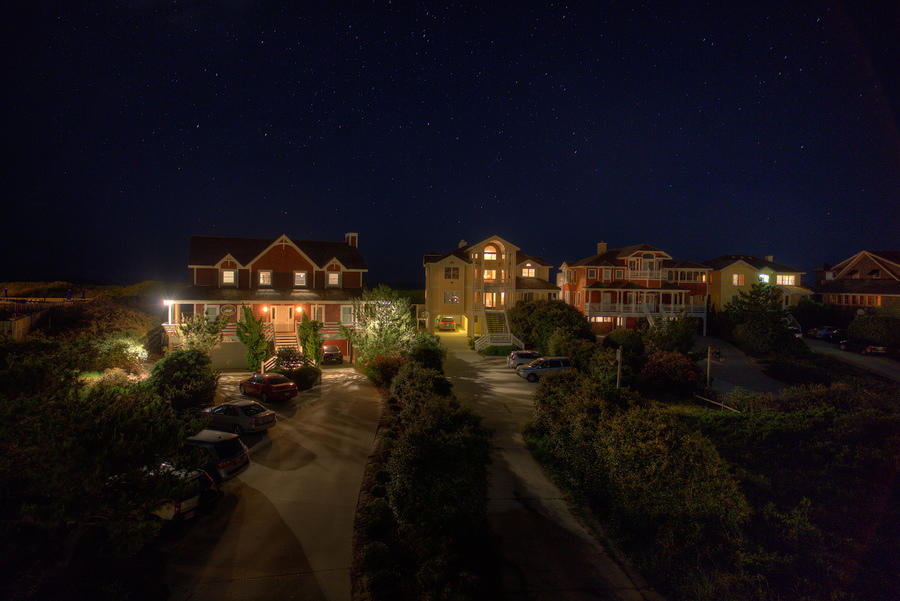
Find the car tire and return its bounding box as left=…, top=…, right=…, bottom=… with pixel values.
left=233, top=424, right=243, bottom=435
left=261, top=393, right=268, bottom=403
left=527, top=373, right=538, bottom=383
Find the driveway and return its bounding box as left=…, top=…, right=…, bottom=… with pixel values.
left=693, top=336, right=784, bottom=395
left=164, top=365, right=382, bottom=601
left=804, top=338, right=900, bottom=382
left=439, top=333, right=662, bottom=601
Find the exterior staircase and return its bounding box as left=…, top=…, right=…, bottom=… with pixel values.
left=274, top=330, right=300, bottom=352
left=475, top=310, right=524, bottom=351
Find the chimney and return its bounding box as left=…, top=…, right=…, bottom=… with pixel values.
left=597, top=241, right=607, bottom=255
left=764, top=254, right=773, bottom=263
left=345, top=232, right=358, bottom=248
left=458, top=239, right=468, bottom=248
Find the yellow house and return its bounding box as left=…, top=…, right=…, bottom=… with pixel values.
left=705, top=254, right=812, bottom=311
left=423, top=235, right=559, bottom=339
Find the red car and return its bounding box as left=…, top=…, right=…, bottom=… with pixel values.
left=239, top=373, right=298, bottom=402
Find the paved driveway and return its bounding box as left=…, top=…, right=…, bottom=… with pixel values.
left=693, top=336, right=784, bottom=395
left=164, top=365, right=382, bottom=601
left=439, top=333, right=662, bottom=601
left=804, top=338, right=900, bottom=382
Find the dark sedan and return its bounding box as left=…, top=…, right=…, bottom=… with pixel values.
left=239, top=373, right=298, bottom=402
left=322, top=345, right=343, bottom=364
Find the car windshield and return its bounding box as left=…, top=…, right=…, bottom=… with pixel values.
left=268, top=375, right=291, bottom=384
left=214, top=439, right=245, bottom=459
left=242, top=403, right=266, bottom=416
left=324, top=346, right=339, bottom=352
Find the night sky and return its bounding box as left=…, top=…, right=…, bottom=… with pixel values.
left=4, top=2, right=898, bottom=287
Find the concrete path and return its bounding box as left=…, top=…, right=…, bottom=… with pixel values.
left=693, top=335, right=784, bottom=395
left=805, top=338, right=900, bottom=382
left=440, top=333, right=662, bottom=601
left=164, top=365, right=382, bottom=601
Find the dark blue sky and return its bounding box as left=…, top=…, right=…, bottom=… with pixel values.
left=4, top=2, right=898, bottom=287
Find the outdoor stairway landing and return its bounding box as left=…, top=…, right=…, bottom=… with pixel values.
left=274, top=331, right=300, bottom=352
left=485, top=311, right=508, bottom=335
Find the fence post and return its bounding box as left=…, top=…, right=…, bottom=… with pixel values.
left=616, top=347, right=622, bottom=389
left=706, top=345, right=711, bottom=388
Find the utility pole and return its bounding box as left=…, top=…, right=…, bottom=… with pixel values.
left=706, top=345, right=711, bottom=388
left=616, top=347, right=622, bottom=389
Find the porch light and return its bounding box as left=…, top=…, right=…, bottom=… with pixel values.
left=262, top=306, right=268, bottom=312
left=163, top=299, right=173, bottom=306
left=296, top=305, right=303, bottom=312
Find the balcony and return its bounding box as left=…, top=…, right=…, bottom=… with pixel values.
left=625, top=270, right=663, bottom=280
left=587, top=302, right=705, bottom=316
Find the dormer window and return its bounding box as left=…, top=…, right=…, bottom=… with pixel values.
left=259, top=270, right=273, bottom=287
left=522, top=266, right=535, bottom=277
left=483, top=245, right=498, bottom=261
left=444, top=266, right=459, bottom=280
left=294, top=271, right=308, bottom=287
left=327, top=272, right=341, bottom=287
left=222, top=269, right=237, bottom=286
left=587, top=268, right=597, bottom=279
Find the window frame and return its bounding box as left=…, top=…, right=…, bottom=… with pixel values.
left=340, top=305, right=354, bottom=325
left=444, top=266, right=460, bottom=280
left=258, top=270, right=273, bottom=287
left=587, top=268, right=597, bottom=279
left=732, top=273, right=745, bottom=286
left=327, top=271, right=341, bottom=287
left=483, top=269, right=497, bottom=282
left=522, top=267, right=535, bottom=278
left=293, top=271, right=308, bottom=288
left=221, top=269, right=237, bottom=286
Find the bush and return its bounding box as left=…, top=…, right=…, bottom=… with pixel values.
left=390, top=361, right=453, bottom=413
left=644, top=313, right=699, bottom=354
left=588, top=346, right=637, bottom=388
left=280, top=365, right=321, bottom=390
left=639, top=350, right=703, bottom=397
left=508, top=299, right=592, bottom=354
left=360, top=354, right=405, bottom=388
left=467, top=336, right=477, bottom=350
left=406, top=332, right=446, bottom=371
left=94, top=334, right=148, bottom=374
left=275, top=347, right=306, bottom=370
left=148, top=349, right=218, bottom=410
left=547, top=328, right=596, bottom=372
left=602, top=328, right=645, bottom=366
left=848, top=313, right=900, bottom=347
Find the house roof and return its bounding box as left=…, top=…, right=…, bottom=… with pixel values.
left=168, top=286, right=364, bottom=303
left=188, top=235, right=368, bottom=270
left=703, top=254, right=802, bottom=273
left=567, top=243, right=672, bottom=267
left=516, top=253, right=552, bottom=267
left=515, top=276, right=560, bottom=291
left=662, top=260, right=711, bottom=270
left=423, top=249, right=472, bottom=265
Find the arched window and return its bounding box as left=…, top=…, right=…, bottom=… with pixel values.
left=483, top=244, right=498, bottom=261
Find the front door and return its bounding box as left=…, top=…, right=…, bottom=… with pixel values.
left=272, top=305, right=294, bottom=332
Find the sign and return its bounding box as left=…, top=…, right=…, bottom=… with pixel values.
left=220, top=304, right=236, bottom=316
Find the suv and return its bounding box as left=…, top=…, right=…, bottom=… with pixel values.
left=322, top=345, right=343, bottom=364
left=185, top=429, right=250, bottom=483
left=507, top=350, right=541, bottom=368
left=516, top=357, right=574, bottom=382
left=438, top=317, right=456, bottom=331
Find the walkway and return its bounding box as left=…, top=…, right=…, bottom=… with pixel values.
left=164, top=365, right=382, bottom=601
left=693, top=335, right=784, bottom=395
left=440, top=333, right=662, bottom=601
left=805, top=338, right=900, bottom=382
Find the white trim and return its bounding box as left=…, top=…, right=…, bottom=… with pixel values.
left=258, top=269, right=273, bottom=287
left=247, top=234, right=322, bottom=270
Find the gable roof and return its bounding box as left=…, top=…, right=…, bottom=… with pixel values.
left=423, top=248, right=472, bottom=265
left=703, top=254, right=802, bottom=273
left=188, top=235, right=367, bottom=270
left=516, top=253, right=552, bottom=267
left=566, top=243, right=674, bottom=268
left=830, top=250, right=900, bottom=279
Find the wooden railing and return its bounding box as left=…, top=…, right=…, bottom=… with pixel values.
left=587, top=302, right=705, bottom=316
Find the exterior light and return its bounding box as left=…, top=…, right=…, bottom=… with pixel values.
left=296, top=305, right=303, bottom=312
left=262, top=306, right=268, bottom=312
left=163, top=299, right=173, bottom=306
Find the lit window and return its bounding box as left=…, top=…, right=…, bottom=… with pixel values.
left=701, top=273, right=707, bottom=282
left=587, top=269, right=597, bottom=279
left=484, top=269, right=497, bottom=281
left=204, top=305, right=219, bottom=320
left=758, top=273, right=770, bottom=283
left=444, top=266, right=459, bottom=280
left=732, top=273, right=745, bottom=286
left=259, top=270, right=272, bottom=286
left=222, top=269, right=236, bottom=285
left=522, top=267, right=535, bottom=277
left=327, top=272, right=341, bottom=287
left=485, top=292, right=497, bottom=308
left=341, top=305, right=353, bottom=325
left=294, top=271, right=308, bottom=287
left=776, top=274, right=795, bottom=286
left=575, top=292, right=581, bottom=306
left=443, top=291, right=461, bottom=304
left=483, top=245, right=498, bottom=261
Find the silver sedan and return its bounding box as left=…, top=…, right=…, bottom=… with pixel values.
left=206, top=400, right=277, bottom=434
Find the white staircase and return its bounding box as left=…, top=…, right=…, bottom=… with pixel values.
left=274, top=330, right=300, bottom=352
left=475, top=310, right=524, bottom=351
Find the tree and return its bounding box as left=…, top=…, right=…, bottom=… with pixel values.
left=177, top=312, right=229, bottom=353
left=297, top=313, right=324, bottom=366
left=148, top=349, right=219, bottom=410
left=235, top=305, right=270, bottom=371
left=724, top=283, right=803, bottom=355
left=644, top=312, right=699, bottom=354
left=342, top=284, right=416, bottom=360
left=507, top=299, right=593, bottom=354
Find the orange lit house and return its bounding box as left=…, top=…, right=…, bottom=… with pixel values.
left=162, top=233, right=366, bottom=368
left=559, top=242, right=710, bottom=334
left=814, top=250, right=900, bottom=309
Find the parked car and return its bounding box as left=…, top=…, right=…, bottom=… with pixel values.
left=322, top=344, right=343, bottom=364
left=516, top=357, right=574, bottom=382
left=239, top=373, right=298, bottom=402
left=437, top=316, right=456, bottom=331
left=810, top=325, right=839, bottom=340
left=839, top=339, right=888, bottom=355
left=205, top=400, right=277, bottom=434
left=184, top=429, right=250, bottom=483
left=822, top=328, right=846, bottom=343
left=151, top=466, right=219, bottom=521
left=507, top=350, right=541, bottom=368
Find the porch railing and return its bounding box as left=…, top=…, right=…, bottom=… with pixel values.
left=587, top=302, right=706, bottom=316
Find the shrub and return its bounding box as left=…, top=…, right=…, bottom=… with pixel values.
left=547, top=328, right=596, bottom=372
left=275, top=347, right=306, bottom=370
left=280, top=365, right=321, bottom=390
left=602, top=328, right=645, bottom=368
left=361, top=541, right=393, bottom=571
left=94, top=334, right=148, bottom=374
left=370, top=484, right=387, bottom=498
left=848, top=313, right=900, bottom=347
left=588, top=346, right=637, bottom=388
left=481, top=344, right=518, bottom=356
left=639, top=350, right=703, bottom=397
left=644, top=313, right=699, bottom=354
left=149, top=349, right=218, bottom=410
left=407, top=332, right=446, bottom=371
left=360, top=354, right=405, bottom=388
left=507, top=299, right=592, bottom=354
left=390, top=361, right=453, bottom=414
left=467, top=336, right=477, bottom=350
